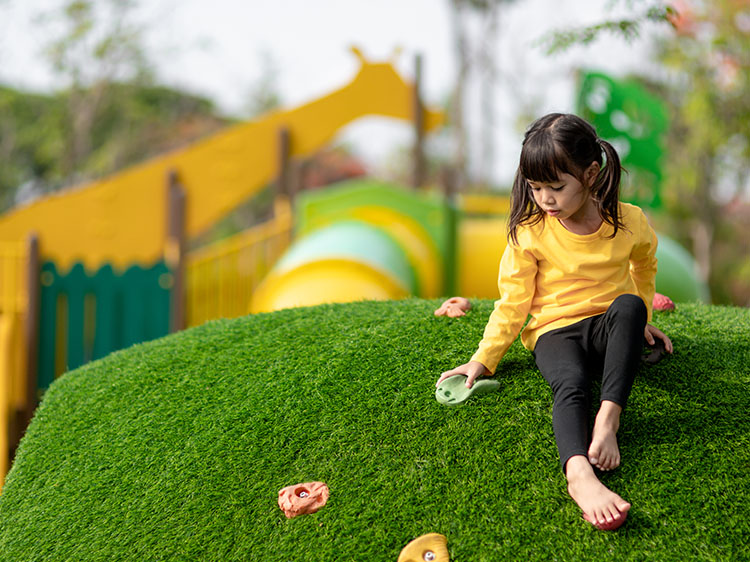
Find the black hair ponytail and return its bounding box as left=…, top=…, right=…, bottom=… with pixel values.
left=591, top=138, right=624, bottom=238
left=508, top=170, right=544, bottom=245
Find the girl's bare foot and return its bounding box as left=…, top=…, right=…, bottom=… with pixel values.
left=566, top=455, right=631, bottom=530
left=588, top=400, right=622, bottom=471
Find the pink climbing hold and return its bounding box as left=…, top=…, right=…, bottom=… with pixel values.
left=653, top=293, right=675, bottom=311
left=434, top=297, right=472, bottom=318
left=278, top=481, right=329, bottom=519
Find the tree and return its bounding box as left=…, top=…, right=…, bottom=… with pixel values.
left=243, top=50, right=283, bottom=119
left=0, top=87, right=66, bottom=209
left=38, top=0, right=153, bottom=180
left=0, top=82, right=228, bottom=213
left=0, top=0, right=228, bottom=208
left=539, top=0, right=677, bottom=54
left=654, top=0, right=750, bottom=303
left=447, top=0, right=519, bottom=191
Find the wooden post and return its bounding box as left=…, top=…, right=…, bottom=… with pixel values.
left=412, top=54, right=426, bottom=189
left=22, top=233, right=39, bottom=430
left=293, top=158, right=309, bottom=196
left=441, top=167, right=458, bottom=296
left=276, top=127, right=293, bottom=209
left=166, top=170, right=186, bottom=333
left=442, top=166, right=458, bottom=204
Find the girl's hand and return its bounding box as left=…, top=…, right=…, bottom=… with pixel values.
left=436, top=360, right=491, bottom=389
left=645, top=324, right=673, bottom=354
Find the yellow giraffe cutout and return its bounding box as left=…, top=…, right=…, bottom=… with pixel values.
left=0, top=47, right=444, bottom=273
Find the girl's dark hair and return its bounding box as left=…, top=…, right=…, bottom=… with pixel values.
left=508, top=113, right=625, bottom=244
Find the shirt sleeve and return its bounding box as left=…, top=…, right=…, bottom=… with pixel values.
left=471, top=240, right=537, bottom=373
left=629, top=209, right=658, bottom=321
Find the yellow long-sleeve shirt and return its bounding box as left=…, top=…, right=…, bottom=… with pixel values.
left=471, top=202, right=658, bottom=373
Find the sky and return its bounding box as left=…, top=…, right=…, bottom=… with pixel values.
left=0, top=0, right=668, bottom=187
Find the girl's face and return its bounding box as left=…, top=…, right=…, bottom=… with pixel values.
left=527, top=163, right=599, bottom=223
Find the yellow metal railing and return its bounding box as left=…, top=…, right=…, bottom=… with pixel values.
left=185, top=200, right=293, bottom=327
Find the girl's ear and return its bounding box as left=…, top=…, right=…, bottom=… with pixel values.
left=584, top=161, right=600, bottom=187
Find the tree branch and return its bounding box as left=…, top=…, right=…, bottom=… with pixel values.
left=536, top=5, right=676, bottom=54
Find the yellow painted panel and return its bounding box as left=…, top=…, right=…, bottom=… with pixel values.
left=0, top=242, right=25, bottom=313
left=0, top=313, right=17, bottom=487
left=457, top=217, right=508, bottom=299
left=459, top=193, right=511, bottom=215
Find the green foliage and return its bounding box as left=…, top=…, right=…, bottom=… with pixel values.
left=537, top=2, right=676, bottom=54
left=0, top=0, right=230, bottom=211
left=81, top=82, right=226, bottom=171
left=41, top=0, right=149, bottom=86
left=0, top=87, right=66, bottom=209
left=653, top=0, right=750, bottom=305
left=0, top=299, right=747, bottom=561
left=0, top=1, right=245, bottom=215
left=0, top=82, right=227, bottom=213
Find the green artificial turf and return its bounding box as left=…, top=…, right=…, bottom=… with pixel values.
left=0, top=300, right=748, bottom=561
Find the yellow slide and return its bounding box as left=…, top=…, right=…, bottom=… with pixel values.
left=0, top=48, right=443, bottom=273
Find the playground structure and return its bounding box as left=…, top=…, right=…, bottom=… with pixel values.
left=247, top=178, right=707, bottom=311
left=0, top=51, right=709, bottom=489
left=0, top=49, right=444, bottom=487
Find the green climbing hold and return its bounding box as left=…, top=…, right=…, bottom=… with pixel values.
left=435, top=375, right=501, bottom=406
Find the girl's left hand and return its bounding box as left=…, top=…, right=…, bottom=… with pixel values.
left=645, top=324, right=673, bottom=353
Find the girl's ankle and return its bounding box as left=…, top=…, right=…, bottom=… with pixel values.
left=565, top=455, right=595, bottom=479
left=596, top=401, right=622, bottom=429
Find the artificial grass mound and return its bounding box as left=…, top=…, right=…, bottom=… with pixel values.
left=0, top=300, right=748, bottom=561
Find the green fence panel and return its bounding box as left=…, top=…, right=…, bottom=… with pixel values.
left=92, top=265, right=117, bottom=361
left=38, top=261, right=172, bottom=391
left=65, top=264, right=87, bottom=370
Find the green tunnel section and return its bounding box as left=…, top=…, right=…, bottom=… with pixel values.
left=251, top=179, right=455, bottom=312
left=296, top=180, right=449, bottom=246
left=655, top=235, right=710, bottom=303
left=296, top=179, right=455, bottom=296
left=250, top=178, right=708, bottom=313
left=273, top=222, right=416, bottom=290
left=38, top=261, right=172, bottom=391
left=250, top=222, right=416, bottom=312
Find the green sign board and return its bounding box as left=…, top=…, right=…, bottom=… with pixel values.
left=578, top=71, right=668, bottom=209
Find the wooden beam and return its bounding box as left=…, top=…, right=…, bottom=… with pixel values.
left=412, top=54, right=426, bottom=189
left=10, top=233, right=40, bottom=454
left=166, top=171, right=186, bottom=333
left=276, top=127, right=293, bottom=205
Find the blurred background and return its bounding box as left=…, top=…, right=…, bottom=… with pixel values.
left=0, top=0, right=748, bottom=484
left=0, top=0, right=748, bottom=305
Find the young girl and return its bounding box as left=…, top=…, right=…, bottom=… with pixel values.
left=436, top=113, right=673, bottom=531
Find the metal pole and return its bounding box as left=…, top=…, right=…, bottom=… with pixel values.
left=441, top=167, right=458, bottom=296
left=412, top=54, right=426, bottom=189
left=166, top=170, right=186, bottom=332
left=276, top=127, right=293, bottom=210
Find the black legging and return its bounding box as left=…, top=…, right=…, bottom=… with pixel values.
left=532, top=294, right=648, bottom=472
